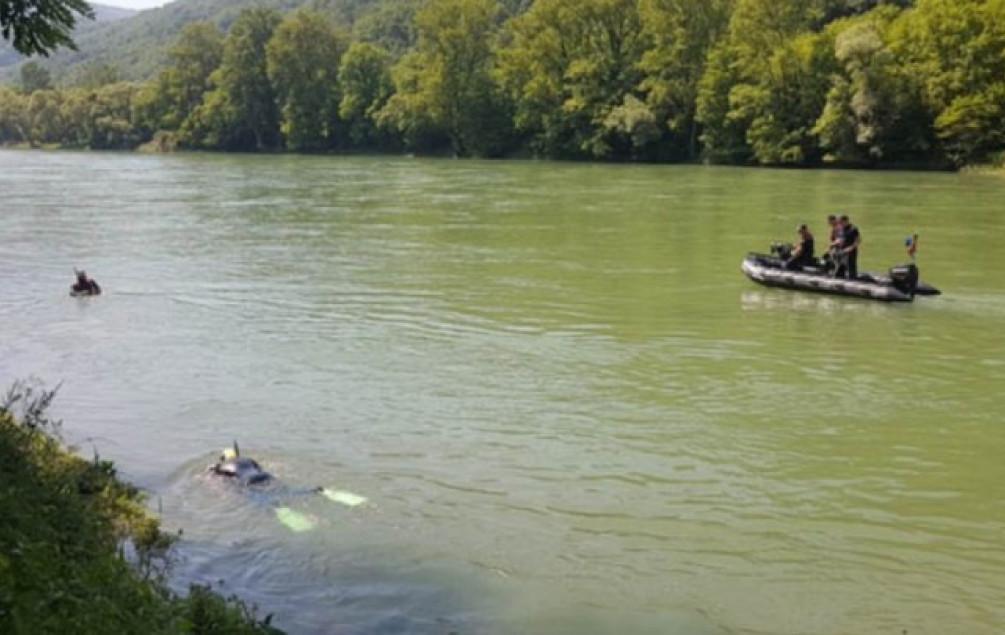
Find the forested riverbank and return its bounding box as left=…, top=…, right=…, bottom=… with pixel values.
left=0, top=382, right=281, bottom=634
left=1, top=0, right=1004, bottom=168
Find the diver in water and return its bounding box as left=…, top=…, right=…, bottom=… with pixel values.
left=207, top=442, right=368, bottom=532
left=210, top=442, right=273, bottom=486
left=70, top=270, right=101, bottom=296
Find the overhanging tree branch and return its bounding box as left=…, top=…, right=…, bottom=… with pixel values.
left=0, top=0, right=94, bottom=57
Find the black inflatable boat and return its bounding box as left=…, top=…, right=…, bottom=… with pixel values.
left=742, top=245, right=940, bottom=302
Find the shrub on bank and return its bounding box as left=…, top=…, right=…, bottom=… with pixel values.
left=0, top=381, right=281, bottom=634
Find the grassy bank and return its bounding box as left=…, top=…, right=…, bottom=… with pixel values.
left=0, top=382, right=282, bottom=634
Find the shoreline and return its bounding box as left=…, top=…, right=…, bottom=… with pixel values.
left=0, top=142, right=977, bottom=174
left=0, top=382, right=282, bottom=634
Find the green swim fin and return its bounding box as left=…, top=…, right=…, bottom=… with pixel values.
left=275, top=507, right=317, bottom=533
left=321, top=488, right=368, bottom=508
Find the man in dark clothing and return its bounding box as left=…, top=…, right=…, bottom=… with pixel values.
left=785, top=224, right=815, bottom=270
left=834, top=216, right=861, bottom=279
left=71, top=270, right=101, bottom=296
left=827, top=214, right=840, bottom=244
left=819, top=214, right=840, bottom=274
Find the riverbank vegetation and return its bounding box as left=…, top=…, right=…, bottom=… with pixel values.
left=1, top=0, right=1004, bottom=168
left=0, top=381, right=281, bottom=634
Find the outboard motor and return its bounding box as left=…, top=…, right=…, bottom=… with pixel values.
left=212, top=442, right=272, bottom=486
left=889, top=263, right=919, bottom=297
left=770, top=242, right=794, bottom=262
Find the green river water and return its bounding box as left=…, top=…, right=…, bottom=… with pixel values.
left=1, top=149, right=1003, bottom=635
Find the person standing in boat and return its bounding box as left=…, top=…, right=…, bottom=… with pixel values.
left=785, top=224, right=815, bottom=270
left=827, top=214, right=840, bottom=244
left=834, top=215, right=862, bottom=279
left=821, top=215, right=841, bottom=274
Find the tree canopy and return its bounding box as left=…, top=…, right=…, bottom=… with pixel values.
left=1, top=0, right=1004, bottom=168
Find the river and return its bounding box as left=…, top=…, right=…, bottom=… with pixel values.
left=1, top=149, right=1003, bottom=635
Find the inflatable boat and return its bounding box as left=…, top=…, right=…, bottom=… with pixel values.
left=742, top=246, right=940, bottom=302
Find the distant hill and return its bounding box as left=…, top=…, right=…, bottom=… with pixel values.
left=0, top=0, right=391, bottom=84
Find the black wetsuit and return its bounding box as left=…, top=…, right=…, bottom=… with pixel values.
left=72, top=280, right=101, bottom=295
left=838, top=225, right=860, bottom=279
left=786, top=237, right=815, bottom=270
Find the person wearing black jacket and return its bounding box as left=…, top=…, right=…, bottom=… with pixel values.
left=834, top=215, right=862, bottom=279
left=786, top=224, right=815, bottom=270
left=71, top=270, right=101, bottom=296
left=827, top=214, right=840, bottom=244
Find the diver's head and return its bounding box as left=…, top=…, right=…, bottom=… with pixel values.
left=220, top=441, right=240, bottom=463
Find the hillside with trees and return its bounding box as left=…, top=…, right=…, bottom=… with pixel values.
left=1, top=0, right=1003, bottom=168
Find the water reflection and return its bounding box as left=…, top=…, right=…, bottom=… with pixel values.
left=739, top=289, right=908, bottom=315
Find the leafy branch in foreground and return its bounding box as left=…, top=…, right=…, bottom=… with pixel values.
left=0, top=0, right=94, bottom=57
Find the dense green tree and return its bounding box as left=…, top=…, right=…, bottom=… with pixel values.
left=727, top=0, right=819, bottom=59
left=696, top=0, right=834, bottom=163
left=0, top=80, right=142, bottom=149
left=600, top=94, right=662, bottom=158
left=19, top=61, right=51, bottom=92
left=352, top=0, right=419, bottom=56
left=739, top=33, right=835, bottom=164
left=58, top=82, right=143, bottom=148
left=0, top=0, right=93, bottom=56
left=59, top=87, right=97, bottom=146
left=134, top=22, right=224, bottom=133
left=177, top=87, right=242, bottom=150
left=890, top=0, right=1005, bottom=165
left=267, top=10, right=346, bottom=151
left=694, top=44, right=747, bottom=162
left=812, top=12, right=929, bottom=164
left=638, top=0, right=733, bottom=159
left=498, top=0, right=646, bottom=159
left=381, top=0, right=511, bottom=156
left=92, top=83, right=143, bottom=150
left=375, top=50, right=444, bottom=150
left=0, top=85, right=28, bottom=141
left=934, top=87, right=1005, bottom=166
left=338, top=41, right=394, bottom=146
left=200, top=8, right=282, bottom=150
left=933, top=87, right=1004, bottom=165
left=166, top=23, right=224, bottom=120
left=26, top=88, right=64, bottom=143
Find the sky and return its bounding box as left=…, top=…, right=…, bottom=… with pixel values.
left=98, top=0, right=170, bottom=9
